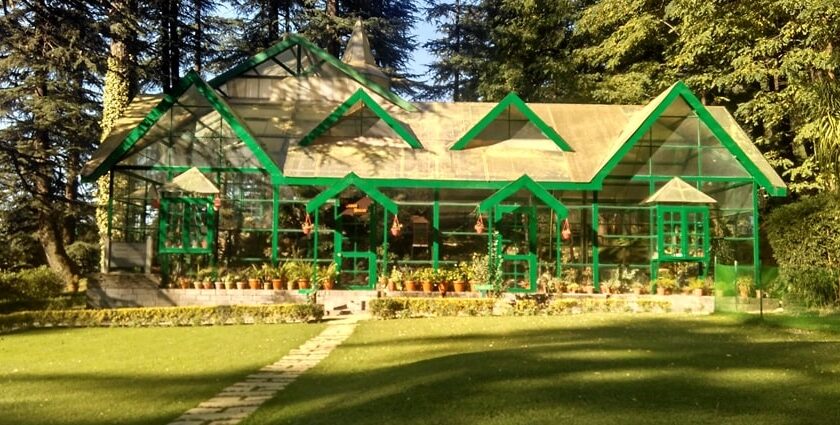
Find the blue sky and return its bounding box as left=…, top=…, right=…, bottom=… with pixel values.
left=407, top=19, right=437, bottom=79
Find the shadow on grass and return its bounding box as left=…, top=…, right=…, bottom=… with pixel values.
left=244, top=316, right=840, bottom=425
left=0, top=368, right=261, bottom=425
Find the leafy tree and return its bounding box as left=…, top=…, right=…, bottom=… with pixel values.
left=0, top=0, right=105, bottom=286
left=421, top=0, right=486, bottom=101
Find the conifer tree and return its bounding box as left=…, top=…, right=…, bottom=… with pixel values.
left=0, top=0, right=105, bottom=286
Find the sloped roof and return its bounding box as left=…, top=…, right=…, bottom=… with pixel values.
left=161, top=167, right=219, bottom=194
left=643, top=177, right=717, bottom=204
left=81, top=32, right=786, bottom=196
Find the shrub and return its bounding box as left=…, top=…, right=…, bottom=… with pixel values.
left=766, top=194, right=840, bottom=306
left=66, top=242, right=99, bottom=275
left=368, top=298, right=495, bottom=319
left=0, top=303, right=324, bottom=333
left=0, top=266, right=65, bottom=302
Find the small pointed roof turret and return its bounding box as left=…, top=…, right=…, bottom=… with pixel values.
left=341, top=19, right=390, bottom=89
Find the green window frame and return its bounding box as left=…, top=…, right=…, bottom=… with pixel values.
left=656, top=205, right=709, bottom=262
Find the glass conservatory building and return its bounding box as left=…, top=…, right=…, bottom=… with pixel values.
left=82, top=23, right=787, bottom=292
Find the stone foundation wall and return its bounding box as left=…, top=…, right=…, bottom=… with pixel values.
left=88, top=284, right=307, bottom=308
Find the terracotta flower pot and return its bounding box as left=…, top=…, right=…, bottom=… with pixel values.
left=583, top=285, right=594, bottom=294
left=236, top=281, right=246, bottom=290
left=286, top=280, right=296, bottom=291
left=693, top=288, right=704, bottom=296
left=272, top=279, right=283, bottom=290
left=248, top=279, right=260, bottom=290
left=179, top=278, right=191, bottom=289
left=405, top=280, right=417, bottom=291
left=632, top=287, right=643, bottom=295
left=214, top=282, right=224, bottom=290
left=469, top=280, right=477, bottom=292
left=387, top=280, right=397, bottom=292
left=453, top=280, right=466, bottom=293
left=202, top=281, right=212, bottom=290
left=421, top=280, right=433, bottom=293
left=322, top=279, right=335, bottom=290
left=298, top=278, right=310, bottom=290
left=193, top=281, right=203, bottom=290
left=438, top=281, right=447, bottom=294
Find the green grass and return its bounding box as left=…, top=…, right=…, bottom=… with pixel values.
left=0, top=324, right=325, bottom=425
left=243, top=314, right=840, bottom=425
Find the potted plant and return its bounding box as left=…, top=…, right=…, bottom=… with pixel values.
left=196, top=267, right=213, bottom=289
left=736, top=277, right=753, bottom=298
left=419, top=267, right=435, bottom=293
left=404, top=268, right=418, bottom=291
left=688, top=278, right=706, bottom=296
left=654, top=277, right=677, bottom=295
left=436, top=269, right=450, bottom=294
left=235, top=269, right=247, bottom=290
left=246, top=265, right=262, bottom=290
left=387, top=266, right=403, bottom=291
left=297, top=264, right=314, bottom=289
left=320, top=262, right=338, bottom=290
left=222, top=272, right=235, bottom=290
left=601, top=278, right=619, bottom=295
left=453, top=263, right=468, bottom=293
left=283, top=262, right=298, bottom=290
left=270, top=264, right=284, bottom=290
left=467, top=253, right=490, bottom=292
left=582, top=267, right=594, bottom=293
left=631, top=281, right=645, bottom=295
left=566, top=282, right=581, bottom=294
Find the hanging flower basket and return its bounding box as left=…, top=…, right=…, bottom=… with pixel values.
left=150, top=198, right=160, bottom=209
left=474, top=215, right=485, bottom=234
left=561, top=218, right=572, bottom=241
left=390, top=215, right=403, bottom=237
left=302, top=214, right=314, bottom=236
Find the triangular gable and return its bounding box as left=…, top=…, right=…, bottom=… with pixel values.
left=306, top=172, right=397, bottom=214
left=478, top=175, right=568, bottom=218
left=297, top=89, right=422, bottom=148
left=450, top=92, right=573, bottom=151
left=642, top=177, right=717, bottom=204
left=592, top=81, right=786, bottom=196
left=161, top=167, right=220, bottom=194
left=81, top=70, right=282, bottom=183
left=208, top=35, right=417, bottom=112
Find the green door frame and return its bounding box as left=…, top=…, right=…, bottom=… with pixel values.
left=493, top=204, right=538, bottom=293
left=651, top=204, right=710, bottom=280
left=158, top=196, right=216, bottom=278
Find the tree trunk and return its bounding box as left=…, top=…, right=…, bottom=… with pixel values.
left=193, top=0, right=202, bottom=72
left=38, top=218, right=80, bottom=291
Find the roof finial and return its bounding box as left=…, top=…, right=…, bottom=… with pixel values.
left=341, top=18, right=390, bottom=88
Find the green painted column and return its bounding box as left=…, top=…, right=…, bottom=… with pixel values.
left=592, top=191, right=600, bottom=292
left=313, top=210, right=320, bottom=285
left=382, top=208, right=389, bottom=281
left=555, top=211, right=562, bottom=278
left=432, top=189, right=440, bottom=270
left=752, top=183, right=761, bottom=291
left=271, top=184, right=279, bottom=266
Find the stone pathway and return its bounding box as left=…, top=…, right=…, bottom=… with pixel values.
left=169, top=316, right=362, bottom=425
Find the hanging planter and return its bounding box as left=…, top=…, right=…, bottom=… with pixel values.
left=302, top=214, right=314, bottom=236
left=150, top=198, right=160, bottom=209
left=561, top=218, right=572, bottom=241
left=390, top=215, right=403, bottom=237
left=474, top=215, right=485, bottom=234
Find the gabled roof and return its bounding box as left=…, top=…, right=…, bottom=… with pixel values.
left=161, top=167, right=220, bottom=194
left=306, top=172, right=397, bottom=214
left=341, top=19, right=389, bottom=88
left=643, top=177, right=717, bottom=204
left=208, top=34, right=415, bottom=112
left=81, top=70, right=282, bottom=183
left=298, top=89, right=422, bottom=148
left=591, top=81, right=786, bottom=196
left=478, top=175, right=568, bottom=217
left=450, top=92, right=573, bottom=152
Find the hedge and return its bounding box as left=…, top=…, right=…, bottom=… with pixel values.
left=766, top=193, right=840, bottom=307
left=369, top=297, right=672, bottom=319
left=369, top=298, right=495, bottom=319
left=0, top=304, right=323, bottom=333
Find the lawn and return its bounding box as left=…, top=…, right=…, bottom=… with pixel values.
left=243, top=314, right=840, bottom=425
left=0, top=324, right=325, bottom=425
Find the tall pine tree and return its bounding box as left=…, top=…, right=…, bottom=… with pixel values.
left=0, top=0, right=104, bottom=285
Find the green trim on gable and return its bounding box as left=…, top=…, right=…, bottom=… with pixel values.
left=207, top=35, right=418, bottom=112
left=450, top=92, right=573, bottom=152
left=82, top=70, right=283, bottom=184
left=591, top=81, right=786, bottom=197
left=478, top=175, right=568, bottom=218
left=306, top=172, right=398, bottom=214
left=298, top=89, right=422, bottom=148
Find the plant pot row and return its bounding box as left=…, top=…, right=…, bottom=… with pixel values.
left=175, top=278, right=337, bottom=291
left=391, top=279, right=474, bottom=293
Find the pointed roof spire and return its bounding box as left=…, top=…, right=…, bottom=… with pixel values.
left=642, top=177, right=717, bottom=204
left=341, top=19, right=390, bottom=89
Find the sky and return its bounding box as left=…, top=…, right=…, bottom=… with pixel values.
left=407, top=19, right=438, bottom=80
